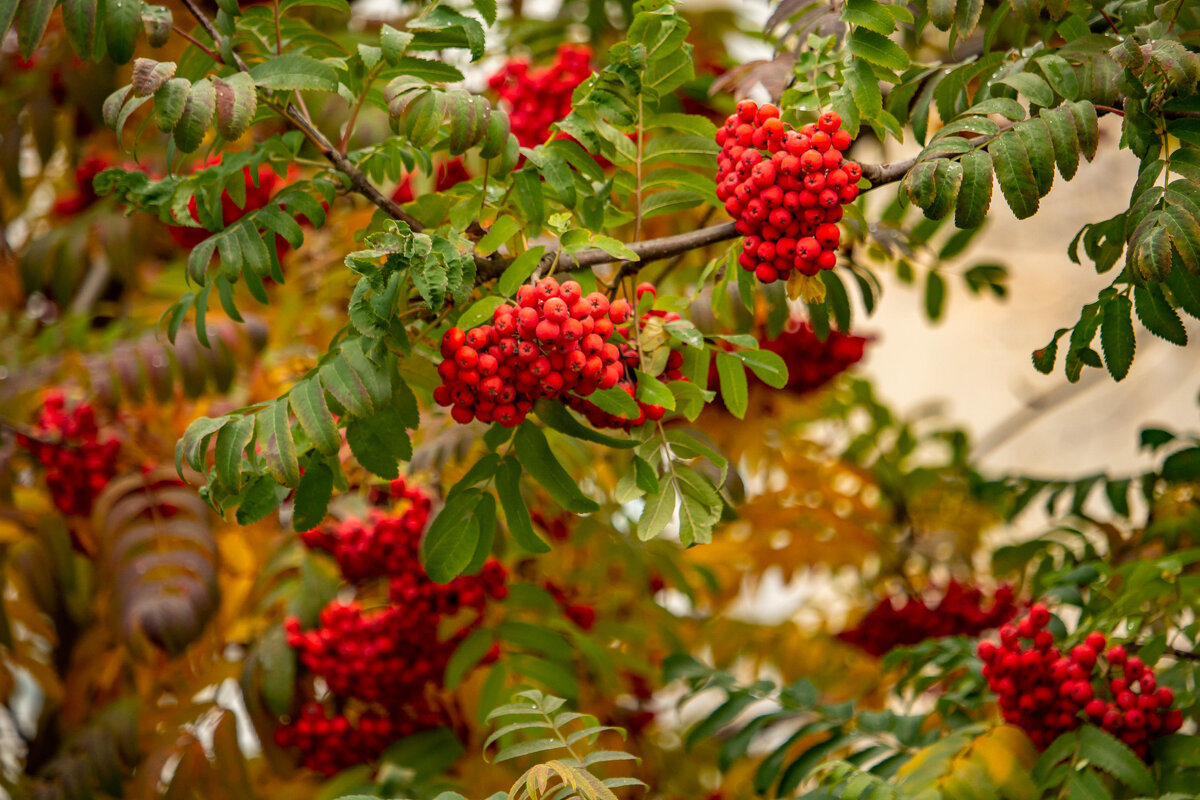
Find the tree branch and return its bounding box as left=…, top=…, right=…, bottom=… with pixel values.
left=176, top=0, right=426, bottom=232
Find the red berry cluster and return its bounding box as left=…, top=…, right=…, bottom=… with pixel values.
left=559, top=285, right=688, bottom=430
left=543, top=580, right=596, bottom=631
left=278, top=480, right=507, bottom=775
left=273, top=701, right=446, bottom=776
left=762, top=319, right=868, bottom=394
left=17, top=391, right=119, bottom=515
left=838, top=582, right=1017, bottom=658
left=487, top=44, right=593, bottom=147
left=391, top=157, right=471, bottom=204
left=977, top=604, right=1183, bottom=757
left=434, top=279, right=680, bottom=429
left=299, top=478, right=432, bottom=582
left=715, top=101, right=862, bottom=283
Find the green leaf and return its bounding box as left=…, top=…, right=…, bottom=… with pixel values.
left=641, top=190, right=704, bottom=220
left=512, top=168, right=545, bottom=230
left=512, top=422, right=599, bottom=513
left=497, top=247, right=544, bottom=297
left=477, top=216, right=520, bottom=257
left=925, top=270, right=946, bottom=321
left=457, top=296, right=505, bottom=331
left=1134, top=284, right=1186, bottom=345
left=293, top=459, right=333, bottom=531
left=729, top=348, right=788, bottom=388
left=495, top=457, right=550, bottom=553
left=214, top=72, right=257, bottom=141
left=954, top=0, right=984, bottom=36
left=465, top=492, right=495, bottom=575
left=104, top=0, right=142, bottom=65
left=1016, top=118, right=1056, bottom=197
left=634, top=371, right=676, bottom=411
left=1166, top=266, right=1200, bottom=319
left=213, top=415, right=254, bottom=493
left=444, top=629, right=494, bottom=690
left=955, top=149, right=993, bottom=229
left=380, top=23, right=413, bottom=64
left=1037, top=55, right=1080, bottom=100
left=848, top=29, right=910, bottom=71
left=964, top=97, right=1026, bottom=120
left=989, top=131, right=1040, bottom=219
left=290, top=378, right=340, bottom=456
left=1033, top=328, right=1068, bottom=374
left=470, top=0, right=497, bottom=25
left=998, top=72, right=1054, bottom=107
left=422, top=490, right=483, bottom=584
left=643, top=135, right=721, bottom=167
left=535, top=401, right=637, bottom=449
left=256, top=399, right=301, bottom=486
left=923, top=159, right=964, bottom=219
left=345, top=407, right=412, bottom=479
left=236, top=476, right=289, bottom=525
left=155, top=78, right=190, bottom=133
left=319, top=357, right=372, bottom=417
left=1100, top=294, right=1135, bottom=381
left=0, top=0, right=18, bottom=45
left=844, top=59, right=884, bottom=119
left=1077, top=726, right=1155, bottom=795
left=248, top=54, right=338, bottom=92
left=1041, top=104, right=1081, bottom=180
left=714, top=351, right=748, bottom=419
left=174, top=78, right=216, bottom=154
left=638, top=482, right=676, bottom=541
left=844, top=0, right=896, bottom=34
left=1070, top=100, right=1099, bottom=161
left=588, top=236, right=639, bottom=262
left=63, top=0, right=99, bottom=58
left=586, top=386, right=641, bottom=418
left=142, top=4, right=172, bottom=47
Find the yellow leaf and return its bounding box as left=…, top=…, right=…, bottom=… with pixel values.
left=787, top=272, right=826, bottom=302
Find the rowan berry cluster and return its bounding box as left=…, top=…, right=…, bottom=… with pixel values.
left=715, top=101, right=862, bottom=283
left=759, top=320, right=868, bottom=395
left=977, top=603, right=1183, bottom=757
left=434, top=278, right=667, bottom=428
left=272, top=700, right=445, bottom=776
left=299, top=477, right=432, bottom=582
left=17, top=391, right=119, bottom=515
left=838, top=581, right=1017, bottom=657
left=487, top=43, right=593, bottom=147
left=279, top=480, right=507, bottom=775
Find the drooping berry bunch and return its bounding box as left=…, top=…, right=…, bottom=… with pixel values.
left=977, top=603, right=1183, bottom=757
left=487, top=44, right=593, bottom=147
left=435, top=278, right=679, bottom=429
left=299, top=478, right=432, bottom=582
left=278, top=480, right=507, bottom=775
left=759, top=319, right=869, bottom=395
left=838, top=581, right=1017, bottom=658
left=17, top=391, right=119, bottom=515
left=715, top=101, right=862, bottom=283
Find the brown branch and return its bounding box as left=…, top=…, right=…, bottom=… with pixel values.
left=176, top=0, right=426, bottom=232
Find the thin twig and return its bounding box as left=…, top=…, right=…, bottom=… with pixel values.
left=176, top=0, right=426, bottom=232
left=172, top=25, right=221, bottom=61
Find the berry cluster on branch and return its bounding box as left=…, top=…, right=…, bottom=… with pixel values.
left=761, top=320, right=868, bottom=395
left=277, top=479, right=507, bottom=775
left=716, top=102, right=861, bottom=284
left=837, top=581, right=1016, bottom=657
left=17, top=391, right=119, bottom=515
left=487, top=44, right=593, bottom=148
left=434, top=280, right=682, bottom=428
left=978, top=604, right=1183, bottom=757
